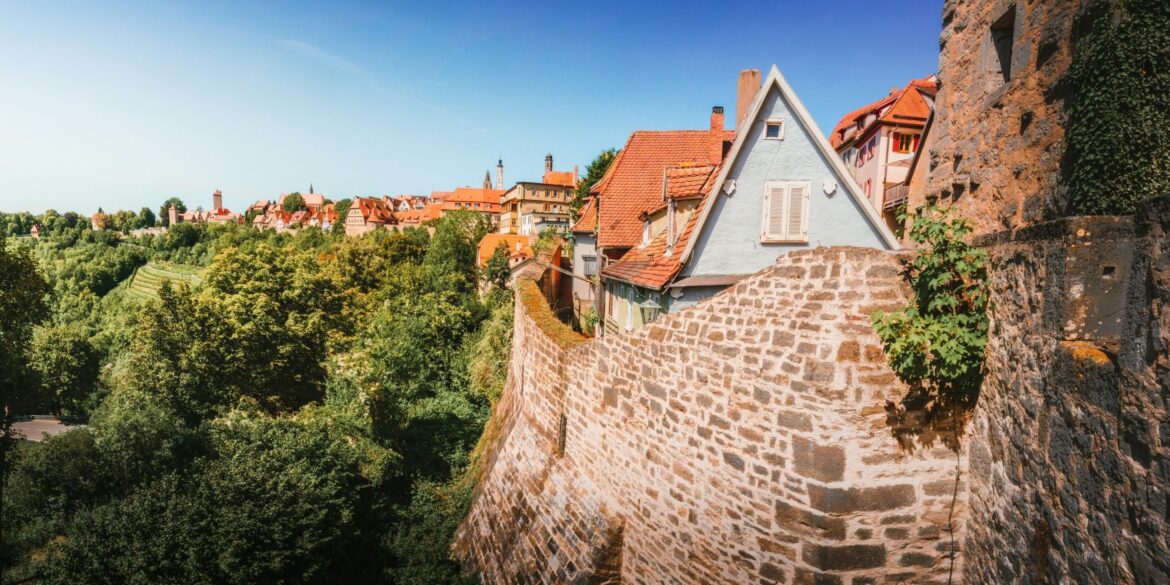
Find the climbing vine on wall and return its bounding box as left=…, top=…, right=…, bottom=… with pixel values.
left=872, top=204, right=989, bottom=449
left=1065, top=0, right=1170, bottom=215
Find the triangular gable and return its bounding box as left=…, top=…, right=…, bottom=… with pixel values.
left=680, top=65, right=901, bottom=265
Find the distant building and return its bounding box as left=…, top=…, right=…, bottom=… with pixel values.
left=91, top=209, right=108, bottom=231
left=829, top=76, right=937, bottom=229
left=29, top=224, right=40, bottom=239
left=498, top=154, right=577, bottom=236
left=476, top=233, right=534, bottom=268
left=435, top=186, right=505, bottom=225
left=345, top=196, right=397, bottom=236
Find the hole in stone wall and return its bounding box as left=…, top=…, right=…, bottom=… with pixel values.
left=557, top=413, right=567, bottom=456
left=990, top=7, right=1017, bottom=83
left=1102, top=265, right=1117, bottom=278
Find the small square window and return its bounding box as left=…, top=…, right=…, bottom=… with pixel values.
left=765, top=119, right=784, bottom=140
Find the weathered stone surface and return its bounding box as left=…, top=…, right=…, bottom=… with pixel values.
left=806, top=484, right=916, bottom=514
left=801, top=544, right=886, bottom=571
left=792, top=436, right=845, bottom=483
left=453, top=247, right=958, bottom=583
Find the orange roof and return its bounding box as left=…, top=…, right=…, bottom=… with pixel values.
left=476, top=233, right=533, bottom=267
left=352, top=196, right=396, bottom=224
left=830, top=75, right=937, bottom=149
left=665, top=164, right=718, bottom=199
left=595, top=130, right=733, bottom=250
left=601, top=174, right=715, bottom=290
left=445, top=187, right=504, bottom=205
left=543, top=170, right=577, bottom=187
left=571, top=196, right=598, bottom=234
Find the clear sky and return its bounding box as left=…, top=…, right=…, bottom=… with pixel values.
left=0, top=0, right=942, bottom=214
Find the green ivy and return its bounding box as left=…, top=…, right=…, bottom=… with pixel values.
left=1066, top=0, right=1170, bottom=215
left=872, top=204, right=989, bottom=446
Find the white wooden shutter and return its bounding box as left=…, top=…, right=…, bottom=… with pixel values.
left=786, top=183, right=808, bottom=241
left=765, top=184, right=787, bottom=240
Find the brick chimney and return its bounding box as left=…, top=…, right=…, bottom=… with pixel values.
left=736, top=69, right=762, bottom=130
left=213, top=189, right=223, bottom=211
left=709, top=106, right=725, bottom=164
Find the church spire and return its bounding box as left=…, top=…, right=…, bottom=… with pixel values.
left=483, top=170, right=492, bottom=190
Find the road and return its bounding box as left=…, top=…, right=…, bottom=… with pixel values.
left=10, top=417, right=77, bottom=442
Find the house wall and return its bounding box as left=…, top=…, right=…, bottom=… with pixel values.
left=571, top=233, right=598, bottom=314
left=684, top=86, right=892, bottom=281
left=456, top=247, right=963, bottom=583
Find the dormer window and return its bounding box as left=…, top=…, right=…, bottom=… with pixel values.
left=641, top=219, right=651, bottom=247
left=764, top=118, right=785, bottom=140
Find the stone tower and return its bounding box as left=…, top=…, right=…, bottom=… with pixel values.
left=496, top=158, right=504, bottom=190
left=213, top=189, right=223, bottom=211
left=544, top=153, right=553, bottom=174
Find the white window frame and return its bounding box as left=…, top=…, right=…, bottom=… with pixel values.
left=761, top=180, right=810, bottom=244
left=764, top=117, right=785, bottom=140
left=520, top=214, right=533, bottom=235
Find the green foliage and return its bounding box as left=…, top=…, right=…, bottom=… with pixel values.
left=159, top=197, right=186, bottom=227
left=1066, top=0, right=1170, bottom=215
left=0, top=233, right=51, bottom=428
left=481, top=243, right=512, bottom=292
left=385, top=480, right=477, bottom=585
left=332, top=198, right=352, bottom=235
left=873, top=204, right=989, bottom=389
left=872, top=204, right=989, bottom=448
left=30, top=325, right=101, bottom=415
left=580, top=306, right=599, bottom=337
left=139, top=207, right=157, bottom=228
left=282, top=192, right=307, bottom=213
left=571, top=148, right=618, bottom=219
left=2, top=207, right=508, bottom=584
left=467, top=301, right=513, bottom=405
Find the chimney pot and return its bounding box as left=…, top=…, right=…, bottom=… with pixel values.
left=736, top=69, right=762, bottom=130
left=708, top=106, right=726, bottom=164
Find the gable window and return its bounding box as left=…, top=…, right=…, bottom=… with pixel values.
left=641, top=219, right=651, bottom=247
left=761, top=181, right=810, bottom=243
left=764, top=118, right=784, bottom=140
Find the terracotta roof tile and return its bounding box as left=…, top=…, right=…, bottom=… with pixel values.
left=571, top=196, right=598, bottom=233
left=477, top=233, right=533, bottom=267
left=829, top=75, right=937, bottom=149
left=543, top=170, right=577, bottom=187
left=596, top=130, right=733, bottom=250
left=601, top=163, right=720, bottom=290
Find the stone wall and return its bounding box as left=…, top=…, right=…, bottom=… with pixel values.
left=923, top=0, right=1119, bottom=234
left=454, top=247, right=965, bottom=584
left=964, top=199, right=1170, bottom=583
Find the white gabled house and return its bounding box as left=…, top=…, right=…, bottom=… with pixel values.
left=600, top=65, right=901, bottom=331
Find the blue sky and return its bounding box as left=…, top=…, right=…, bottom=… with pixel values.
left=0, top=0, right=942, bottom=214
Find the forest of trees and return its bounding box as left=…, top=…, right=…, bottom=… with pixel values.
left=1, top=212, right=513, bottom=584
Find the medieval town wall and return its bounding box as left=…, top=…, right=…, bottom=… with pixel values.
left=963, top=199, right=1170, bottom=583
left=454, top=247, right=965, bottom=584
left=923, top=0, right=1119, bottom=235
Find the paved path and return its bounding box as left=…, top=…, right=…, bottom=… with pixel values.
left=10, top=417, right=76, bottom=442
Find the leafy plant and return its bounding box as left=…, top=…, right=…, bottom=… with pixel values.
left=872, top=204, right=989, bottom=449
left=1065, top=0, right=1170, bottom=215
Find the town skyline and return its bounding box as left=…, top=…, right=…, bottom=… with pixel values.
left=0, top=0, right=941, bottom=214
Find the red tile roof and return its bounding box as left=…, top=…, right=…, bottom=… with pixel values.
left=476, top=233, right=533, bottom=267
left=665, top=164, right=718, bottom=199
left=595, top=130, right=733, bottom=250
left=352, top=196, right=396, bottom=224
left=543, top=170, right=577, bottom=187
left=601, top=163, right=721, bottom=290
left=571, top=196, right=598, bottom=234
left=829, top=75, right=937, bottom=150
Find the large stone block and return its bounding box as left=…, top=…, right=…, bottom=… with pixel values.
left=791, top=436, right=845, bottom=483
left=805, top=484, right=916, bottom=514
left=801, top=543, right=887, bottom=571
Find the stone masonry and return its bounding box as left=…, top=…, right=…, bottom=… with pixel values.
left=454, top=247, right=965, bottom=584
left=963, top=199, right=1170, bottom=583
left=923, top=0, right=1120, bottom=235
